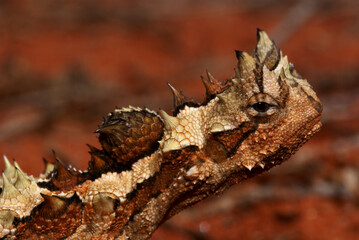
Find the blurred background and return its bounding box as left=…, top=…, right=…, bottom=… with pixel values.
left=0, top=0, right=358, bottom=239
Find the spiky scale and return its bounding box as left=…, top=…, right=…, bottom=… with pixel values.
left=92, top=194, right=116, bottom=215
left=242, top=160, right=256, bottom=171
left=87, top=144, right=112, bottom=176
left=159, top=109, right=178, bottom=130
left=39, top=194, right=67, bottom=217
left=256, top=29, right=274, bottom=61
left=167, top=83, right=193, bottom=108
left=236, top=51, right=256, bottom=79
left=201, top=70, right=231, bottom=101
left=53, top=157, right=74, bottom=184
left=3, top=155, right=16, bottom=180
left=14, top=166, right=31, bottom=190
left=0, top=172, right=20, bottom=199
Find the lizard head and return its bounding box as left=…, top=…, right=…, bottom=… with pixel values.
left=160, top=29, right=322, bottom=172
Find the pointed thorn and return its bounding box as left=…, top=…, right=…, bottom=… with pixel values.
left=232, top=78, right=240, bottom=85
left=237, top=51, right=256, bottom=74
left=242, top=160, right=255, bottom=171
left=0, top=210, right=15, bottom=229
left=14, top=166, right=30, bottom=189
left=1, top=172, right=20, bottom=198
left=13, top=161, right=23, bottom=173
left=159, top=109, right=179, bottom=130
left=52, top=149, right=58, bottom=160
left=256, top=28, right=263, bottom=40
left=3, top=155, right=16, bottom=179
left=42, top=158, right=55, bottom=177
left=216, top=94, right=227, bottom=103
left=91, top=154, right=107, bottom=172
left=93, top=194, right=115, bottom=215
left=162, top=139, right=181, bottom=152
left=54, top=157, right=73, bottom=181
left=244, top=165, right=253, bottom=171
left=40, top=193, right=67, bottom=217
left=258, top=162, right=265, bottom=169
left=206, top=70, right=217, bottom=83
left=87, top=144, right=100, bottom=153
left=235, top=50, right=242, bottom=60
left=167, top=83, right=191, bottom=108
left=201, top=75, right=216, bottom=96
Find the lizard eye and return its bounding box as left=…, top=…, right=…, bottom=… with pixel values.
left=246, top=94, right=279, bottom=119
left=251, top=102, right=271, bottom=112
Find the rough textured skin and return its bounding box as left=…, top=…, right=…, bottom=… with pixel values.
left=0, top=30, right=322, bottom=240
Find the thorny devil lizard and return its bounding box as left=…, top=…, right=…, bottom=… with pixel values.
left=0, top=30, right=322, bottom=239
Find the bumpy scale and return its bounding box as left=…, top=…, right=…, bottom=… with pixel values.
left=0, top=30, right=322, bottom=239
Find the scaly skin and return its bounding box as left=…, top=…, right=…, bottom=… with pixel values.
left=0, top=30, right=322, bottom=240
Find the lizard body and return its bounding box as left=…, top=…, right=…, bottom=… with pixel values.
left=0, top=30, right=322, bottom=239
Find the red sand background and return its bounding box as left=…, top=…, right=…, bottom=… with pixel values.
left=0, top=0, right=358, bottom=239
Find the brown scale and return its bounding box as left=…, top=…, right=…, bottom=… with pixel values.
left=15, top=194, right=82, bottom=239
left=98, top=109, right=164, bottom=165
